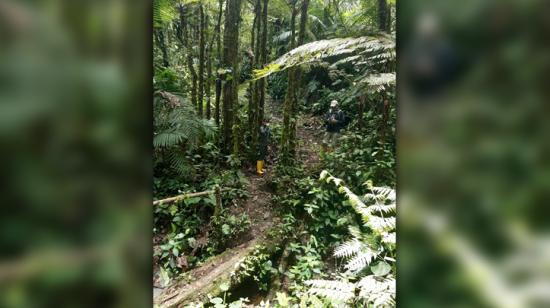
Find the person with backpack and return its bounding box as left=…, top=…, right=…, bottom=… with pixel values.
left=323, top=100, right=345, bottom=151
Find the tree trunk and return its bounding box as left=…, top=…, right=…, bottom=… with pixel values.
left=258, top=0, right=269, bottom=127
left=249, top=0, right=262, bottom=158
left=221, top=0, right=242, bottom=154
left=206, top=13, right=212, bottom=119
left=197, top=5, right=206, bottom=117
left=180, top=5, right=198, bottom=112
left=214, top=0, right=224, bottom=126
left=289, top=0, right=309, bottom=143
left=280, top=0, right=297, bottom=161
left=377, top=0, right=388, bottom=33
left=386, top=1, right=391, bottom=32
left=154, top=29, right=169, bottom=68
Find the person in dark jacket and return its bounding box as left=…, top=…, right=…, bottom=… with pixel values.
left=257, top=119, right=271, bottom=175
left=324, top=100, right=345, bottom=151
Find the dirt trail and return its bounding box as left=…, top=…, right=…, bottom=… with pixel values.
left=296, top=115, right=324, bottom=171
left=154, top=97, right=324, bottom=307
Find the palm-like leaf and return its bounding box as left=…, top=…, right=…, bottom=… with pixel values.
left=253, top=35, right=395, bottom=79
left=308, top=171, right=396, bottom=307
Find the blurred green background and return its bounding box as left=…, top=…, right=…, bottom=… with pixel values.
left=398, top=0, right=550, bottom=307
left=1, top=0, right=549, bottom=307
left=0, top=0, right=151, bottom=307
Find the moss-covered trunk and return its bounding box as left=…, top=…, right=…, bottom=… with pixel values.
left=248, top=0, right=262, bottom=159
left=197, top=5, right=206, bottom=117
left=154, top=29, right=169, bottom=68
left=179, top=4, right=198, bottom=112
left=214, top=0, right=224, bottom=126
left=258, top=0, right=269, bottom=134
left=280, top=0, right=297, bottom=161
left=221, top=0, right=242, bottom=154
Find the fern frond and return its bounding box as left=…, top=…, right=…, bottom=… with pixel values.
left=153, top=0, right=177, bottom=28
left=167, top=150, right=192, bottom=175
left=357, top=275, right=395, bottom=307
left=254, top=35, right=394, bottom=79
left=366, top=216, right=395, bottom=234
left=381, top=232, right=396, bottom=246
left=366, top=203, right=396, bottom=215
left=334, top=239, right=362, bottom=258
left=314, top=171, right=396, bottom=307
left=344, top=250, right=376, bottom=273
left=153, top=130, right=186, bottom=147
left=369, top=186, right=395, bottom=201
left=306, top=280, right=355, bottom=304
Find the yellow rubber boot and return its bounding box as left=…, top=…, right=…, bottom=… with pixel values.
left=260, top=160, right=266, bottom=173
left=256, top=160, right=264, bottom=175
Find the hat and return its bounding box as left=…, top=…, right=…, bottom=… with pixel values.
left=330, top=100, right=338, bottom=107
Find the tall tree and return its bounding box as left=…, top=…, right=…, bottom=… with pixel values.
left=257, top=0, right=269, bottom=134
left=198, top=4, right=206, bottom=117
left=289, top=0, right=309, bottom=142
left=205, top=11, right=212, bottom=119
left=248, top=0, right=262, bottom=157
left=154, top=29, right=170, bottom=68
left=214, top=0, right=224, bottom=126
left=179, top=4, right=198, bottom=112
left=377, top=0, right=389, bottom=33
left=221, top=0, right=242, bottom=154
left=280, top=0, right=298, bottom=160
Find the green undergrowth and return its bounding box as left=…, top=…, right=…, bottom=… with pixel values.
left=153, top=168, right=251, bottom=281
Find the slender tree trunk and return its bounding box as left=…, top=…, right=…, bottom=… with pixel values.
left=221, top=0, right=242, bottom=154
left=281, top=0, right=297, bottom=160
left=249, top=0, right=262, bottom=158
left=206, top=13, right=212, bottom=119
left=258, top=0, right=269, bottom=130
left=386, top=2, right=391, bottom=32
left=214, top=0, right=224, bottom=126
left=288, top=0, right=309, bottom=144
left=198, top=5, right=206, bottom=117
left=180, top=5, right=198, bottom=111
left=154, top=29, right=170, bottom=68
left=377, top=0, right=388, bottom=33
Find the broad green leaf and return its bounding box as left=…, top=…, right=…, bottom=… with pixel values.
left=186, top=197, right=201, bottom=205
left=219, top=282, right=230, bottom=292
left=370, top=261, right=391, bottom=276
left=222, top=224, right=231, bottom=235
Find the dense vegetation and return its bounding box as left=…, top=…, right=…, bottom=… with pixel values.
left=153, top=0, right=396, bottom=306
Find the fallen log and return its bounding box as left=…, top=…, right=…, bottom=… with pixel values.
left=154, top=226, right=286, bottom=307
left=153, top=188, right=229, bottom=206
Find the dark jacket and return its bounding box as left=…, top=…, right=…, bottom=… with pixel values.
left=259, top=125, right=270, bottom=160
left=325, top=109, right=345, bottom=133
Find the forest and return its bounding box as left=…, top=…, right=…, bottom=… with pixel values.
left=153, top=0, right=396, bottom=306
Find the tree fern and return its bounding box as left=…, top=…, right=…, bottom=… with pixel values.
left=153, top=0, right=178, bottom=29
left=253, top=35, right=395, bottom=79
left=153, top=91, right=217, bottom=150
left=307, top=171, right=396, bottom=307
left=153, top=91, right=217, bottom=177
